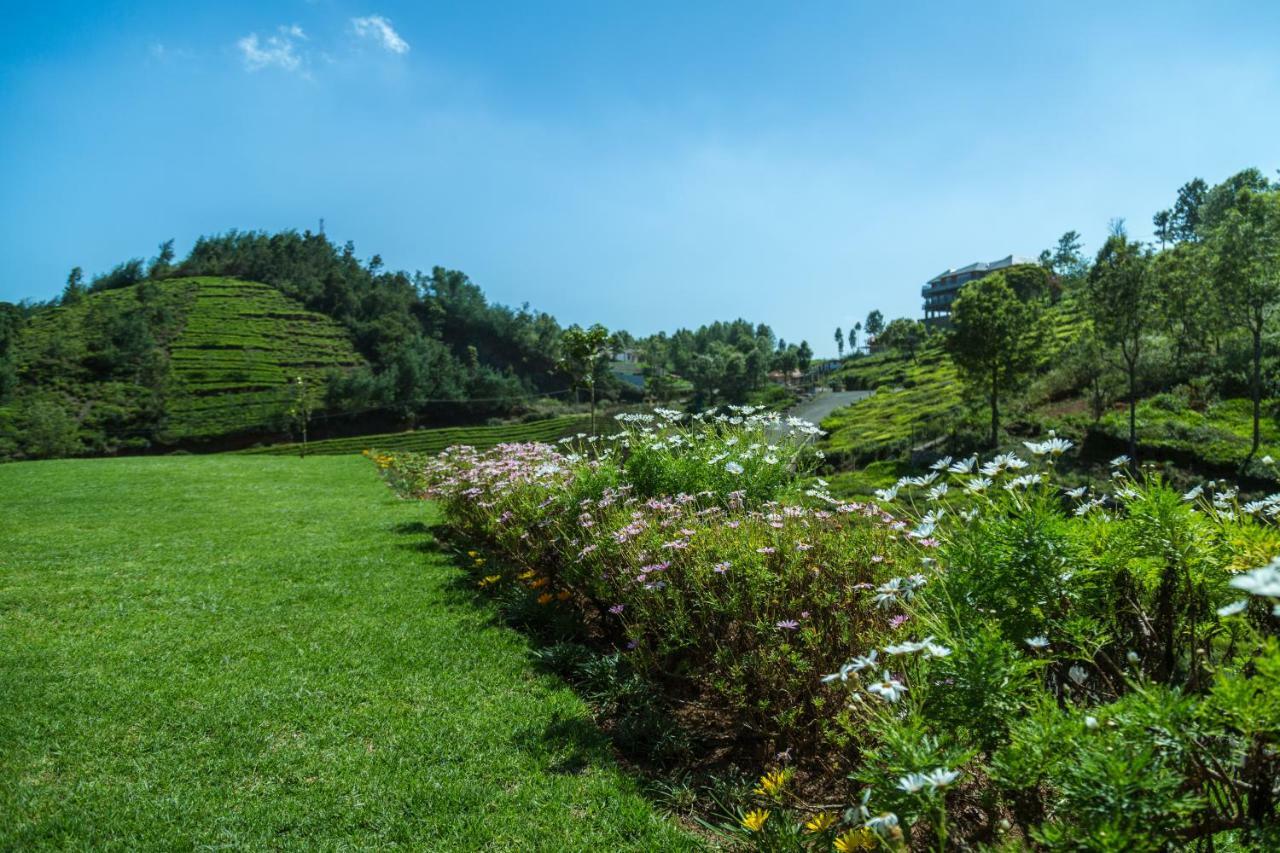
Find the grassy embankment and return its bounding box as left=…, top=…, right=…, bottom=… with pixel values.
left=0, top=455, right=697, bottom=850
left=241, top=414, right=593, bottom=456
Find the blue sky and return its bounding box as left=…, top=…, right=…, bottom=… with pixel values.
left=3, top=1, right=1278, bottom=354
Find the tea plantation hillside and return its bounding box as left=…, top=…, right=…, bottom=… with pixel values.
left=161, top=278, right=362, bottom=440
left=5, top=277, right=361, bottom=453
left=819, top=291, right=1280, bottom=495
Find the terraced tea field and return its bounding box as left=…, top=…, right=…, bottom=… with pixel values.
left=163, top=278, right=362, bottom=440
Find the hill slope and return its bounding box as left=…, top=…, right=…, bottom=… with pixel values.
left=160, top=278, right=362, bottom=440
left=817, top=294, right=1280, bottom=493
left=6, top=277, right=361, bottom=453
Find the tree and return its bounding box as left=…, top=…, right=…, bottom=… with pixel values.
left=0, top=302, right=21, bottom=404
left=1152, top=210, right=1174, bottom=249
left=19, top=395, right=81, bottom=459
left=1167, top=177, right=1208, bottom=242
left=865, top=310, right=885, bottom=338
left=88, top=258, right=145, bottom=292
left=877, top=318, right=927, bottom=358
left=559, top=324, right=615, bottom=434
left=1086, top=234, right=1153, bottom=460
left=1152, top=242, right=1214, bottom=373
left=1200, top=170, right=1273, bottom=235
left=834, top=327, right=844, bottom=359
left=61, top=267, right=86, bottom=305
left=1041, top=231, right=1087, bottom=287
left=148, top=239, right=175, bottom=279
left=1051, top=231, right=1087, bottom=282
left=287, top=375, right=320, bottom=458
left=796, top=340, right=813, bottom=373
left=1210, top=189, right=1280, bottom=465
left=947, top=274, right=1042, bottom=446
left=850, top=322, right=861, bottom=353
left=1061, top=334, right=1121, bottom=423
left=1003, top=264, right=1051, bottom=302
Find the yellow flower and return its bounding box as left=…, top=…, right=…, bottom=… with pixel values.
left=537, top=593, right=554, bottom=605
left=741, top=809, right=770, bottom=832
left=804, top=812, right=838, bottom=834
left=833, top=827, right=875, bottom=851
left=753, top=768, right=789, bottom=799
left=467, top=550, right=478, bottom=558
left=518, top=570, right=536, bottom=580
left=473, top=558, right=485, bottom=566
left=477, top=574, right=502, bottom=588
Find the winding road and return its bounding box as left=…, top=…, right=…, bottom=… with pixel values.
left=769, top=388, right=872, bottom=442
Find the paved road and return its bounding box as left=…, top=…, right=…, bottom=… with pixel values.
left=788, top=389, right=873, bottom=426
left=768, top=389, right=872, bottom=442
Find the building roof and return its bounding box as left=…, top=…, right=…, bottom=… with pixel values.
left=927, top=254, right=1038, bottom=286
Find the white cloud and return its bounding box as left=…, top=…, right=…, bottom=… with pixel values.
left=351, top=15, right=410, bottom=54
left=237, top=25, right=306, bottom=73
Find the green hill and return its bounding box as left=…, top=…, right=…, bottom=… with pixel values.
left=4, top=277, right=361, bottom=455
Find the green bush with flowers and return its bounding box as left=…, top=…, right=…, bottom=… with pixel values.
left=375, top=411, right=1280, bottom=850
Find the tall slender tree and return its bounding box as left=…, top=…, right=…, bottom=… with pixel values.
left=834, top=327, right=844, bottom=359
left=1086, top=233, right=1153, bottom=461
left=947, top=274, right=1043, bottom=447
left=1211, top=189, right=1280, bottom=465
left=61, top=267, right=86, bottom=305
left=559, top=324, right=615, bottom=435
left=864, top=310, right=885, bottom=339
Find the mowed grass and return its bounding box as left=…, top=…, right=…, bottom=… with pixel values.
left=0, top=455, right=697, bottom=850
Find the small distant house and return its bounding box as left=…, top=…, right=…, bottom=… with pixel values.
left=922, top=254, right=1037, bottom=328
left=814, top=359, right=841, bottom=375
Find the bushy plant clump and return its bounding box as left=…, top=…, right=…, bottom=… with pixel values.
left=382, top=408, right=916, bottom=747
left=755, top=445, right=1280, bottom=850
left=378, top=415, right=1280, bottom=850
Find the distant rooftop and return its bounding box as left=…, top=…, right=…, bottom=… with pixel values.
left=927, top=254, right=1039, bottom=285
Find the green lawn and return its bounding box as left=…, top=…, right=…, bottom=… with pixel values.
left=0, top=455, right=697, bottom=850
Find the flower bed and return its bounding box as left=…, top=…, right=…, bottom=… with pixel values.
left=375, top=413, right=1280, bottom=850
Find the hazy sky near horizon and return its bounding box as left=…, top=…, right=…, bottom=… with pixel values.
left=3, top=1, right=1279, bottom=354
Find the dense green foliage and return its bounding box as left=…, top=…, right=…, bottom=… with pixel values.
left=0, top=455, right=696, bottom=849
left=635, top=319, right=814, bottom=408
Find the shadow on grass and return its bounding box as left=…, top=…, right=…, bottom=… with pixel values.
left=512, top=711, right=613, bottom=776
left=390, top=520, right=448, bottom=554
left=384, top=509, right=749, bottom=841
